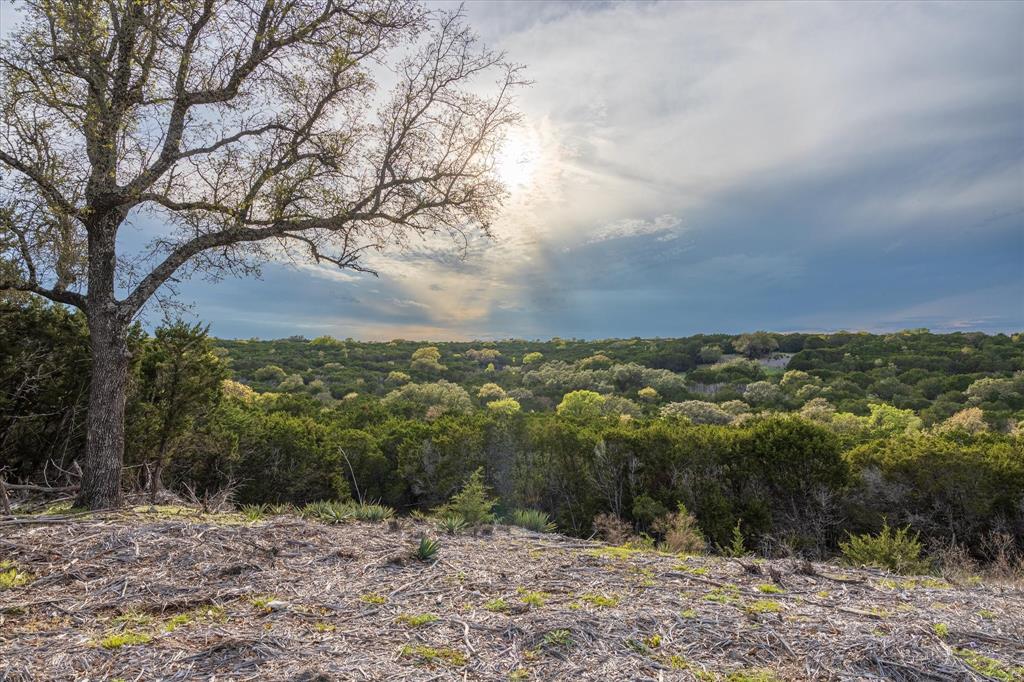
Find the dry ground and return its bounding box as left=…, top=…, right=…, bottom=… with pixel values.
left=1, top=509, right=1022, bottom=681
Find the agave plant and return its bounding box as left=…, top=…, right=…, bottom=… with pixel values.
left=353, top=503, right=395, bottom=522
left=323, top=501, right=357, bottom=524
left=509, top=508, right=557, bottom=533
left=413, top=537, right=440, bottom=562
left=437, top=514, right=468, bottom=535
left=266, top=503, right=294, bottom=516
left=300, top=501, right=332, bottom=519
left=241, top=504, right=267, bottom=521
left=300, top=500, right=354, bottom=524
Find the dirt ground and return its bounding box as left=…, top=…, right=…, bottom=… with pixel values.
left=1, top=509, right=1022, bottom=681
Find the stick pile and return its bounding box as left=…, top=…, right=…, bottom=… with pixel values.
left=1, top=510, right=1021, bottom=680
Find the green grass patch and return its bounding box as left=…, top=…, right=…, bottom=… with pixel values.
left=0, top=562, right=33, bottom=590
left=745, top=600, right=783, bottom=614
left=98, top=631, right=153, bottom=649
left=542, top=629, right=572, bottom=647
left=248, top=594, right=277, bottom=610
left=954, top=649, right=1024, bottom=681
left=395, top=612, right=438, bottom=627
left=359, top=592, right=387, bottom=605
left=399, top=644, right=468, bottom=666
left=484, top=597, right=509, bottom=612
left=586, top=545, right=641, bottom=560
left=112, top=610, right=153, bottom=627
left=518, top=588, right=549, bottom=608
left=756, top=584, right=784, bottom=594
left=704, top=585, right=741, bottom=605
left=579, top=592, right=619, bottom=608
left=163, top=605, right=225, bottom=632
left=661, top=654, right=689, bottom=670
left=725, top=670, right=781, bottom=682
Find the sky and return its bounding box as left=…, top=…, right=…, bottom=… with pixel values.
left=2, top=1, right=1022, bottom=340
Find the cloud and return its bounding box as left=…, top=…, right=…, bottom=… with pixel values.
left=585, top=214, right=683, bottom=245
left=8, top=1, right=1017, bottom=338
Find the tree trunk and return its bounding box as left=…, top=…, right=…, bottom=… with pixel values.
left=76, top=311, right=131, bottom=509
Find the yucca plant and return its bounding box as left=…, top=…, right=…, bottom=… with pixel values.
left=353, top=503, right=395, bottom=522
left=324, top=501, right=357, bottom=523
left=301, top=500, right=355, bottom=524
left=414, top=537, right=440, bottom=562
left=508, top=509, right=556, bottom=533
left=267, top=503, right=293, bottom=516
left=241, top=504, right=267, bottom=521
left=300, top=501, right=331, bottom=519
left=437, top=514, right=468, bottom=535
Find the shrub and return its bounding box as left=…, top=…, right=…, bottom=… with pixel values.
left=254, top=364, right=287, bottom=383
left=723, top=521, right=747, bottom=557
left=486, top=397, right=521, bottom=415
left=508, top=509, right=557, bottom=533
left=660, top=400, right=732, bottom=425
left=699, top=345, right=723, bottom=364
left=935, top=407, right=989, bottom=434
left=652, top=503, right=706, bottom=554
left=840, top=521, right=930, bottom=575
left=592, top=513, right=633, bottom=544
left=637, top=386, right=660, bottom=402
left=381, top=380, right=472, bottom=419
left=436, top=468, right=497, bottom=525
left=410, top=346, right=446, bottom=373
left=556, top=390, right=606, bottom=420
left=477, top=383, right=507, bottom=401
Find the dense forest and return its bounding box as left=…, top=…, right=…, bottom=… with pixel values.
left=3, top=299, right=1023, bottom=563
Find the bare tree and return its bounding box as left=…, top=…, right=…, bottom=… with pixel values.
left=0, top=0, right=523, bottom=508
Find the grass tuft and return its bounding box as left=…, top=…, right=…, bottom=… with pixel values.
left=396, top=612, right=438, bottom=627
left=99, top=631, right=153, bottom=649
left=399, top=644, right=468, bottom=666
left=0, top=562, right=33, bottom=590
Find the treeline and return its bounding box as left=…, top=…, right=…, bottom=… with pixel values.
left=3, top=301, right=1022, bottom=562
left=218, top=328, right=1024, bottom=428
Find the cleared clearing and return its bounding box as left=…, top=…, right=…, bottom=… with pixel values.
left=1, top=510, right=1021, bottom=681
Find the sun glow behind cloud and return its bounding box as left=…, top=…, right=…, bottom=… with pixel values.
left=5, top=1, right=1014, bottom=339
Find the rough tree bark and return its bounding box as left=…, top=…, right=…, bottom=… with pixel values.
left=79, top=314, right=130, bottom=509
left=77, top=218, right=132, bottom=508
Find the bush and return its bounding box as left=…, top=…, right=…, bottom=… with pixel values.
left=840, top=521, right=930, bottom=575
left=381, top=380, right=472, bottom=419
left=556, top=390, right=606, bottom=420
left=652, top=503, right=706, bottom=554
left=845, top=432, right=1024, bottom=550
left=436, top=468, right=497, bottom=525
left=592, top=513, right=633, bottom=544
left=486, top=397, right=521, bottom=415
left=660, top=400, right=732, bottom=425
left=477, top=382, right=507, bottom=401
